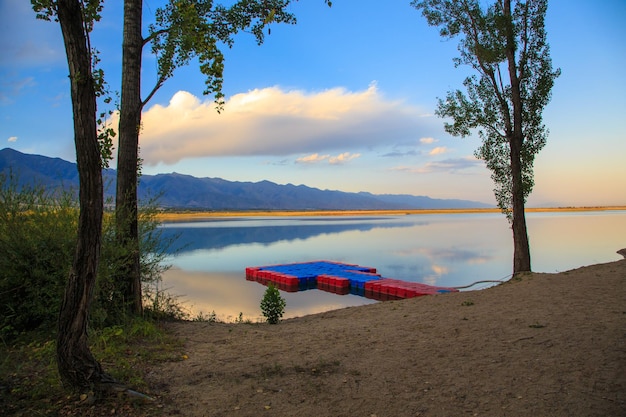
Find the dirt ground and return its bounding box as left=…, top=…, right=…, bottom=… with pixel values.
left=148, top=256, right=626, bottom=417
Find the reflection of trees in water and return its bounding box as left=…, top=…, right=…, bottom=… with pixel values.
left=159, top=220, right=415, bottom=254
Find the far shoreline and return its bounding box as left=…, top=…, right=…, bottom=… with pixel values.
left=155, top=205, right=626, bottom=222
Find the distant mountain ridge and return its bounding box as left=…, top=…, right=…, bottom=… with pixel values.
left=0, top=148, right=493, bottom=210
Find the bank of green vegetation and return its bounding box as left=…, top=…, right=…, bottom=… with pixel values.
left=0, top=174, right=189, bottom=416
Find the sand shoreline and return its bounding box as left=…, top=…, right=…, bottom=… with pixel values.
left=155, top=205, right=626, bottom=222
left=150, top=257, right=626, bottom=416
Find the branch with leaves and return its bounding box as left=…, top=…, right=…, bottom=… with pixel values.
left=142, top=0, right=334, bottom=111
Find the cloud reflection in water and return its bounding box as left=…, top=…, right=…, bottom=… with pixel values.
left=159, top=211, right=626, bottom=320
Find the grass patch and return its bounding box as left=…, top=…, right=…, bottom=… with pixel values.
left=0, top=319, right=183, bottom=416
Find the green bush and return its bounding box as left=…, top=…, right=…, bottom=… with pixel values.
left=0, top=174, right=77, bottom=340
left=0, top=174, right=178, bottom=340
left=260, top=284, right=286, bottom=324
left=93, top=195, right=178, bottom=326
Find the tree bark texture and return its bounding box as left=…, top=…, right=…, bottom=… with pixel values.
left=503, top=0, right=532, bottom=274
left=115, top=0, right=144, bottom=315
left=55, top=0, right=111, bottom=390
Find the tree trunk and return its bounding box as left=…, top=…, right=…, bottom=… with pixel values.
left=509, top=138, right=532, bottom=274
left=55, top=0, right=112, bottom=390
left=503, top=0, right=531, bottom=274
left=115, top=0, right=144, bottom=316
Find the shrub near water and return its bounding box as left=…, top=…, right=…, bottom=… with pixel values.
left=260, top=284, right=286, bottom=324
left=93, top=195, right=178, bottom=326
left=0, top=174, right=178, bottom=340
left=0, top=176, right=76, bottom=340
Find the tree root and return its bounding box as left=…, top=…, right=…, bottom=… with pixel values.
left=77, top=379, right=156, bottom=405
left=102, top=382, right=156, bottom=403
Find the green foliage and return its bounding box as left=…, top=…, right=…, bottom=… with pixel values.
left=146, top=0, right=307, bottom=108
left=260, top=284, right=286, bottom=324
left=0, top=173, right=77, bottom=341
left=141, top=282, right=188, bottom=322
left=32, top=0, right=115, bottom=168
left=90, top=318, right=183, bottom=385
left=192, top=310, right=219, bottom=323
left=0, top=174, right=178, bottom=339
left=234, top=311, right=251, bottom=324
left=110, top=0, right=333, bottom=112
left=94, top=196, right=178, bottom=326
left=0, top=319, right=181, bottom=415
left=412, top=0, right=560, bottom=220
left=93, top=49, right=117, bottom=169
left=0, top=333, right=62, bottom=413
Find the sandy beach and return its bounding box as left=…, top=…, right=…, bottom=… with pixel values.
left=154, top=206, right=626, bottom=222
left=146, top=253, right=626, bottom=416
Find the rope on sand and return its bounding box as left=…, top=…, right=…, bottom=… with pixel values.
left=453, top=253, right=626, bottom=289
left=452, top=275, right=511, bottom=290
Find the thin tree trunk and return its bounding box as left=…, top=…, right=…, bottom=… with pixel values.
left=115, top=0, right=144, bottom=316
left=55, top=0, right=112, bottom=390
left=510, top=139, right=531, bottom=273
left=503, top=0, right=531, bottom=274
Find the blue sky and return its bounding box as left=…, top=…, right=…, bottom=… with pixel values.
left=1, top=0, right=625, bottom=207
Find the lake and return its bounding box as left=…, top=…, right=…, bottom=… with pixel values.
left=158, top=210, right=626, bottom=322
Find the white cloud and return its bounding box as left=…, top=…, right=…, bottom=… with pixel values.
left=296, top=153, right=329, bottom=164
left=329, top=152, right=360, bottom=165
left=130, top=84, right=432, bottom=166
left=431, top=264, right=449, bottom=276
left=420, top=137, right=437, bottom=145
left=295, top=152, right=361, bottom=165
left=7, top=136, right=17, bottom=142
left=429, top=146, right=448, bottom=156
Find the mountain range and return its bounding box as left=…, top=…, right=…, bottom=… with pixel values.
left=0, top=148, right=492, bottom=210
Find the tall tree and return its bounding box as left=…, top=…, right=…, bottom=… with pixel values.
left=411, top=0, right=559, bottom=274
left=115, top=0, right=144, bottom=316
left=115, top=0, right=330, bottom=316
left=31, top=0, right=113, bottom=390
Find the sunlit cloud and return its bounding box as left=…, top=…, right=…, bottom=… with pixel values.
left=7, top=136, right=17, bottom=142
left=124, top=84, right=432, bottom=166
left=295, top=152, right=361, bottom=165
left=420, top=137, right=437, bottom=145
left=431, top=264, right=449, bottom=276
left=423, top=264, right=448, bottom=286
left=391, top=156, right=482, bottom=174
left=329, top=152, right=360, bottom=164
left=396, top=247, right=491, bottom=265
left=296, top=153, right=329, bottom=164
left=429, top=146, right=448, bottom=156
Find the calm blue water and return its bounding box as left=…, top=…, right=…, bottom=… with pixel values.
left=158, top=211, right=626, bottom=321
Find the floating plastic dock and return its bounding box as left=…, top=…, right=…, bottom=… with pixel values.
left=245, top=260, right=458, bottom=301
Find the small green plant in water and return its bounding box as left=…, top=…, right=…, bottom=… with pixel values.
left=260, top=284, right=286, bottom=324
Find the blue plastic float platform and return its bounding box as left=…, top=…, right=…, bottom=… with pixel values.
left=245, top=260, right=458, bottom=301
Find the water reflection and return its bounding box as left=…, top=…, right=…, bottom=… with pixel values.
left=160, top=211, right=626, bottom=321
left=163, top=268, right=376, bottom=323
left=159, top=217, right=414, bottom=253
